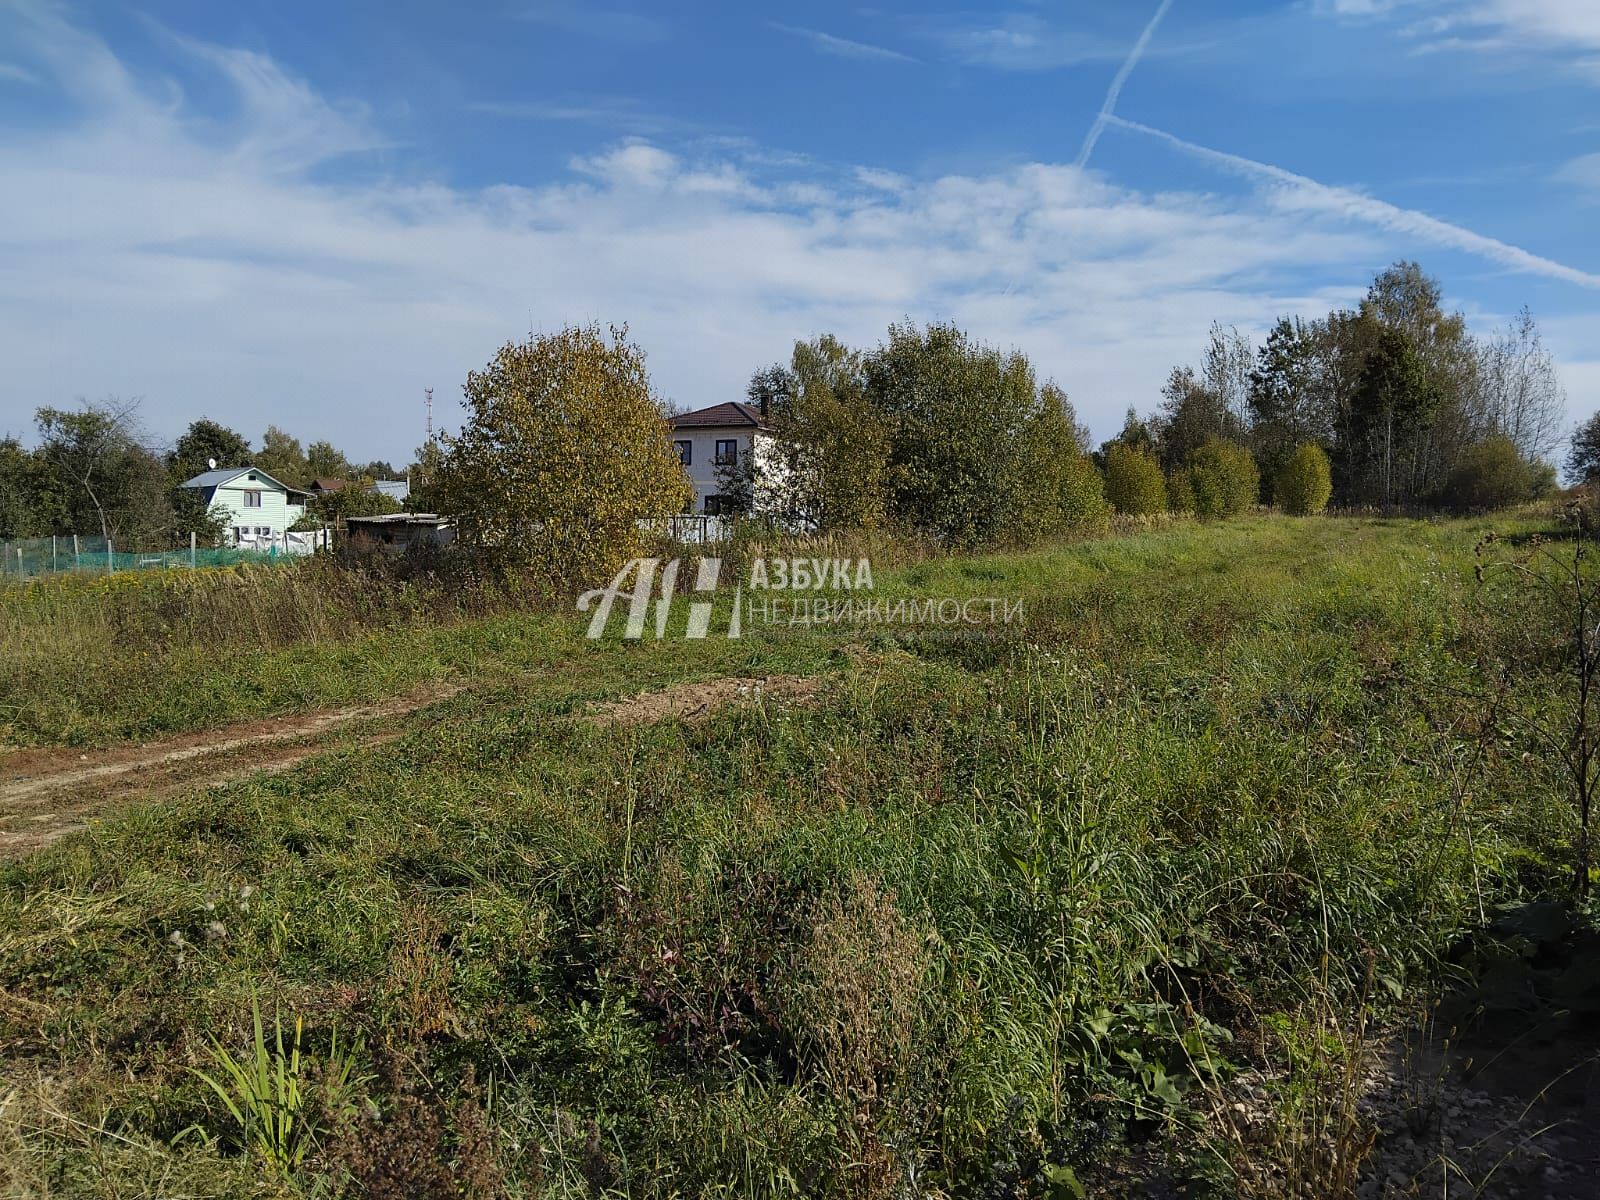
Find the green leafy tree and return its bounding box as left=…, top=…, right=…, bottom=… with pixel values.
left=1347, top=327, right=1441, bottom=507
left=1182, top=438, right=1260, bottom=518
left=1166, top=466, right=1196, bottom=514
left=1155, top=327, right=1253, bottom=473
left=0, top=436, right=51, bottom=538
left=433, top=324, right=692, bottom=587
left=35, top=400, right=172, bottom=546
left=256, top=426, right=309, bottom=487
left=1103, top=442, right=1167, bottom=516
left=168, top=419, right=251, bottom=546
left=169, top=489, right=231, bottom=547
left=307, top=479, right=403, bottom=523
left=1362, top=262, right=1475, bottom=402
left=1100, top=407, right=1156, bottom=462
left=1274, top=443, right=1334, bottom=516
left=864, top=322, right=1043, bottom=546
left=405, top=439, right=447, bottom=512
left=1001, top=383, right=1107, bottom=543
left=1356, top=262, right=1478, bottom=501
left=1249, top=317, right=1336, bottom=495
left=1567, top=412, right=1600, bottom=486
left=306, top=441, right=355, bottom=483
left=169, top=419, right=251, bottom=482
left=745, top=336, right=888, bottom=531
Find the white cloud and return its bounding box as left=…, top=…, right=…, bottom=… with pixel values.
left=0, top=61, right=38, bottom=83
left=1311, top=0, right=1417, bottom=16
left=932, top=13, right=1132, bottom=71
left=1556, top=152, right=1600, bottom=193
left=1318, top=0, right=1600, bottom=77
left=1472, top=0, right=1600, bottom=50
left=769, top=23, right=917, bottom=63
left=165, top=35, right=382, bottom=173
left=854, top=167, right=910, bottom=192
left=0, top=6, right=1592, bottom=461
left=465, top=97, right=697, bottom=137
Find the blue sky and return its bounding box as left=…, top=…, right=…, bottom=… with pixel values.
left=1, top=0, right=1597, bottom=464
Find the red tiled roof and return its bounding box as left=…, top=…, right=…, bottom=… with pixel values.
left=667, top=401, right=767, bottom=430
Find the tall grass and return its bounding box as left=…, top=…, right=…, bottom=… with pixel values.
left=0, top=557, right=525, bottom=745
left=0, top=513, right=1580, bottom=1196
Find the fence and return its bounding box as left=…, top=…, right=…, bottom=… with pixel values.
left=640, top=515, right=735, bottom=545
left=0, top=530, right=329, bottom=581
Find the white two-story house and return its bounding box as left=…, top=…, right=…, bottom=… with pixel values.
left=180, top=466, right=311, bottom=546
left=666, top=401, right=780, bottom=515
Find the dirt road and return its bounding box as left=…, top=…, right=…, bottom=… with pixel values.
left=0, top=686, right=459, bottom=860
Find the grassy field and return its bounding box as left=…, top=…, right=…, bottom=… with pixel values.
left=0, top=515, right=1582, bottom=1198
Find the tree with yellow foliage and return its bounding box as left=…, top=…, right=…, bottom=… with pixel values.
left=434, top=324, right=691, bottom=589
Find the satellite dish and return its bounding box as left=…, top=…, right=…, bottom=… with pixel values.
left=208, top=457, right=217, bottom=469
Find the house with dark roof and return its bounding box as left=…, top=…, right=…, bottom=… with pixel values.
left=666, top=401, right=776, bottom=515
left=308, top=476, right=410, bottom=503
left=179, top=466, right=310, bottom=546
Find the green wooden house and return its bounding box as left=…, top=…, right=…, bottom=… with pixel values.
left=179, top=466, right=311, bottom=546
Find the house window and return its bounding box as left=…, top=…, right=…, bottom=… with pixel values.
left=703, top=495, right=724, bottom=516
left=256, top=526, right=272, bottom=537
left=244, top=490, right=263, bottom=508
left=674, top=440, right=692, bottom=466
left=715, top=439, right=738, bottom=466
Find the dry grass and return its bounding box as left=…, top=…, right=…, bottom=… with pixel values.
left=783, top=876, right=929, bottom=1199
left=585, top=675, right=823, bottom=726
left=0, top=1072, right=286, bottom=1199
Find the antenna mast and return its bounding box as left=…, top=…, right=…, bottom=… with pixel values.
left=425, top=387, right=434, bottom=442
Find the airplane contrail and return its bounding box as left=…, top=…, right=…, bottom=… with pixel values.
left=1075, top=0, right=1175, bottom=170
left=1105, top=114, right=1600, bottom=290
left=1001, top=0, right=1173, bottom=294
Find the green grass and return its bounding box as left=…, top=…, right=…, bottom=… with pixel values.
left=0, top=514, right=1581, bottom=1197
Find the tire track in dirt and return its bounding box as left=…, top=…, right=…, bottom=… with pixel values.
left=0, top=685, right=459, bottom=859
left=0, top=669, right=828, bottom=861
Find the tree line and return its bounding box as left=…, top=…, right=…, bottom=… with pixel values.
left=0, top=409, right=406, bottom=547
left=728, top=261, right=1571, bottom=542
left=2, top=259, right=1578, bottom=564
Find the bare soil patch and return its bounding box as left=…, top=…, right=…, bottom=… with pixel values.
left=0, top=686, right=457, bottom=859
left=586, top=674, right=822, bottom=727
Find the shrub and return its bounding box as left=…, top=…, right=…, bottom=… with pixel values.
left=1274, top=443, right=1334, bottom=516
left=1166, top=467, right=1196, bottom=515
left=1103, top=443, right=1167, bottom=516
left=1054, top=450, right=1110, bottom=530
left=1184, top=438, right=1259, bottom=518
left=1001, top=399, right=1108, bottom=544
left=433, top=324, right=692, bottom=590
left=1439, top=435, right=1542, bottom=513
